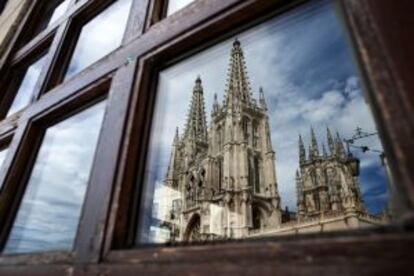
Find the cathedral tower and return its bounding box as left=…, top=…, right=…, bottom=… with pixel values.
left=296, top=128, right=366, bottom=220
left=163, top=40, right=282, bottom=241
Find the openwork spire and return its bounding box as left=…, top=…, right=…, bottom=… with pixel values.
left=335, top=131, right=346, bottom=157
left=299, top=134, right=306, bottom=163
left=224, top=39, right=252, bottom=108
left=259, top=87, right=267, bottom=110
left=184, top=77, right=208, bottom=142
left=327, top=127, right=335, bottom=154
left=310, top=127, right=319, bottom=156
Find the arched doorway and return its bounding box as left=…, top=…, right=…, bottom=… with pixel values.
left=184, top=214, right=201, bottom=242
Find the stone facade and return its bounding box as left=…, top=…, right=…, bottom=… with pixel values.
left=155, top=40, right=386, bottom=243
left=296, top=128, right=365, bottom=220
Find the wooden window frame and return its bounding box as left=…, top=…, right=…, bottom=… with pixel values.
left=0, top=0, right=412, bottom=274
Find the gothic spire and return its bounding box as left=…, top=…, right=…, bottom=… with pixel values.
left=327, top=127, right=335, bottom=154
left=335, top=131, right=346, bottom=157
left=224, top=39, right=252, bottom=109
left=166, top=128, right=180, bottom=183
left=308, top=144, right=314, bottom=160
left=184, top=77, right=208, bottom=142
left=310, top=127, right=319, bottom=156
left=174, top=127, right=180, bottom=144
left=299, top=134, right=306, bottom=163
left=259, top=87, right=267, bottom=110
left=212, top=93, right=220, bottom=115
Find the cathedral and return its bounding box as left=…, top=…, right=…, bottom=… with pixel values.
left=153, top=39, right=386, bottom=243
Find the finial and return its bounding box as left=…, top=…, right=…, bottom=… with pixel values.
left=259, top=87, right=267, bottom=110
left=173, top=127, right=180, bottom=144
left=233, top=38, right=241, bottom=46
left=196, top=75, right=202, bottom=83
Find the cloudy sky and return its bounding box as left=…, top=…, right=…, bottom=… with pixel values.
left=4, top=101, right=106, bottom=254
left=167, top=0, right=195, bottom=15
left=3, top=0, right=132, bottom=254
left=65, top=0, right=132, bottom=80
left=144, top=0, right=390, bottom=221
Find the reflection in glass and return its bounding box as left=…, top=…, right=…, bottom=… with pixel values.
left=7, top=55, right=48, bottom=117
left=0, top=146, right=9, bottom=190
left=23, top=0, right=70, bottom=44
left=166, top=0, right=194, bottom=16
left=64, top=0, right=132, bottom=80
left=48, top=0, right=70, bottom=26
left=4, top=101, right=106, bottom=254
left=137, top=0, right=397, bottom=245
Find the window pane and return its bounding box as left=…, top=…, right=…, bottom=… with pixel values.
left=7, top=55, right=48, bottom=117
left=137, top=0, right=402, bottom=245
left=48, top=0, right=70, bottom=26
left=167, top=0, right=194, bottom=16
left=0, top=147, right=8, bottom=167
left=4, top=101, right=106, bottom=254
left=21, top=0, right=70, bottom=45
left=64, top=0, right=132, bottom=80
left=0, top=146, right=9, bottom=190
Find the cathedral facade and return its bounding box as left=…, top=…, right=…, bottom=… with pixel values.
left=155, top=40, right=385, bottom=243
left=296, top=128, right=366, bottom=220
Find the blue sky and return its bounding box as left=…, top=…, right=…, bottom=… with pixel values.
left=143, top=0, right=390, bottom=218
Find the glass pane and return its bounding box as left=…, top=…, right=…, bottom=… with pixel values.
left=7, top=55, right=48, bottom=117
left=167, top=0, right=194, bottom=16
left=64, top=0, right=132, bottom=80
left=22, top=0, right=70, bottom=44
left=4, top=101, right=106, bottom=254
left=0, top=147, right=8, bottom=168
left=137, top=0, right=402, bottom=245
left=48, top=0, right=70, bottom=26
left=0, top=146, right=9, bottom=190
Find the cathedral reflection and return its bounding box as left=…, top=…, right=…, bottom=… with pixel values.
left=148, top=40, right=389, bottom=243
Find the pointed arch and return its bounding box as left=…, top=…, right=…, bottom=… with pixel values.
left=184, top=213, right=201, bottom=242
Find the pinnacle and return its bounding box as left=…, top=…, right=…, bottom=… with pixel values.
left=183, top=77, right=208, bottom=142
left=224, top=39, right=252, bottom=107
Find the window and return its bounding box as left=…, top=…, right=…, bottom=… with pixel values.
left=135, top=0, right=401, bottom=245
left=0, top=0, right=412, bottom=273
left=4, top=54, right=48, bottom=117
left=166, top=0, right=195, bottom=16
left=0, top=146, right=8, bottom=184
left=17, top=0, right=70, bottom=46
left=3, top=101, right=106, bottom=254
left=64, top=0, right=132, bottom=81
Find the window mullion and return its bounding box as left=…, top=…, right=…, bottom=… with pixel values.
left=73, top=60, right=138, bottom=264
left=122, top=0, right=151, bottom=44
left=32, top=19, right=71, bottom=101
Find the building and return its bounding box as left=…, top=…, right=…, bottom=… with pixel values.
left=162, top=39, right=281, bottom=241
left=159, top=40, right=386, bottom=242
